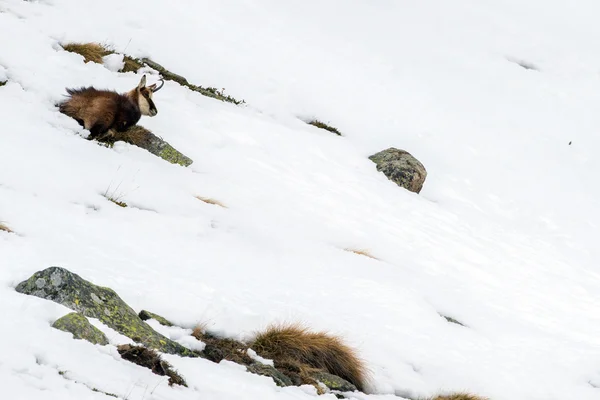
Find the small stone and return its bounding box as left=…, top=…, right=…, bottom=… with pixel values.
left=52, top=312, right=109, bottom=345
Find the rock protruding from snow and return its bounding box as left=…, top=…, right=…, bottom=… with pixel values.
left=15, top=266, right=196, bottom=357
left=138, top=310, right=174, bottom=327
left=52, top=312, right=109, bottom=345
left=108, top=125, right=193, bottom=167
left=310, top=371, right=357, bottom=392
left=246, top=363, right=293, bottom=387
left=369, top=148, right=427, bottom=193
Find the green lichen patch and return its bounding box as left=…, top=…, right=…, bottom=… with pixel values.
left=15, top=266, right=196, bottom=357
left=117, top=344, right=187, bottom=387
left=139, top=310, right=174, bottom=327
left=307, top=120, right=342, bottom=136
left=52, top=312, right=109, bottom=345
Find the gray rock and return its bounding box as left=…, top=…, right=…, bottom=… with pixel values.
left=247, top=363, right=293, bottom=387
left=138, top=310, right=174, bottom=327
left=310, top=371, right=357, bottom=392
left=16, top=266, right=196, bottom=357
left=52, top=312, right=109, bottom=345
left=369, top=148, right=427, bottom=193
left=107, top=125, right=193, bottom=167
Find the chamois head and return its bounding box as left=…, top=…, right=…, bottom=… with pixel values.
left=128, top=75, right=164, bottom=117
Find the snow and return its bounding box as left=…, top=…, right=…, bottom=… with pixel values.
left=1, top=0, right=600, bottom=399
left=102, top=53, right=125, bottom=73
left=247, top=349, right=275, bottom=367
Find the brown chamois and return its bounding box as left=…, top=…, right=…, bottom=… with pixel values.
left=58, top=75, right=164, bottom=140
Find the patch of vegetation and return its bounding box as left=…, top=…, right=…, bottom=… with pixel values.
left=440, top=314, right=465, bottom=327
left=430, top=393, right=489, bottom=400
left=308, top=120, right=342, bottom=136
left=117, top=344, right=187, bottom=387
left=250, top=323, right=367, bottom=391
left=61, top=42, right=245, bottom=104
left=345, top=248, right=378, bottom=260
left=195, top=196, right=227, bottom=208
left=0, top=80, right=6, bottom=87
left=62, top=43, right=113, bottom=64
left=193, top=326, right=254, bottom=365
left=0, top=221, right=13, bottom=233
left=104, top=196, right=127, bottom=208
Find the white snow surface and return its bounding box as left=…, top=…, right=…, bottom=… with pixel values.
left=1, top=0, right=600, bottom=399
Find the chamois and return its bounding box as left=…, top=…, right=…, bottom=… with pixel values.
left=58, top=75, right=164, bottom=140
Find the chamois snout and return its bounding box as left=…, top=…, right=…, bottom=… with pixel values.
left=134, top=75, right=163, bottom=117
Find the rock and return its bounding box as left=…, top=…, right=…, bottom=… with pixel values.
left=108, top=125, right=193, bottom=167
left=369, top=148, right=427, bottom=193
left=138, top=310, right=173, bottom=327
left=310, top=371, right=357, bottom=392
left=15, top=266, right=196, bottom=357
left=52, top=312, right=109, bottom=345
left=247, top=363, right=293, bottom=387
left=202, top=343, right=225, bottom=363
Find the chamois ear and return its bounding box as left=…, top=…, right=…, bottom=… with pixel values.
left=137, top=75, right=147, bottom=89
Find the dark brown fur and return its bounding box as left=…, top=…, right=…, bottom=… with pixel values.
left=59, top=87, right=141, bottom=140
left=58, top=75, right=162, bottom=141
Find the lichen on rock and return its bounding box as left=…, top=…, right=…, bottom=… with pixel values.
left=52, top=312, right=109, bottom=345
left=106, top=125, right=193, bottom=167
left=15, top=266, right=196, bottom=357
left=246, top=363, right=294, bottom=387
left=369, top=147, right=427, bottom=193
left=138, top=310, right=173, bottom=327
left=310, top=371, right=357, bottom=392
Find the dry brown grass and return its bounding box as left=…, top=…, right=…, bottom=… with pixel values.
left=195, top=196, right=227, bottom=208
left=251, top=323, right=367, bottom=391
left=431, top=393, right=489, bottom=400
left=117, top=344, right=187, bottom=386
left=0, top=222, right=13, bottom=233
left=345, top=248, right=378, bottom=260
left=62, top=43, right=112, bottom=64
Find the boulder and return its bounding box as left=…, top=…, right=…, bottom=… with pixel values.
left=15, top=266, right=196, bottom=357
left=369, top=148, right=427, bottom=193
left=52, top=312, right=109, bottom=345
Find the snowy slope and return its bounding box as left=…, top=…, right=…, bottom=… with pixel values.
left=1, top=0, right=600, bottom=399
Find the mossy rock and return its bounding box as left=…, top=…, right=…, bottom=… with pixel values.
left=52, top=312, right=109, bottom=345
left=369, top=147, right=427, bottom=194
left=310, top=371, right=357, bottom=392
left=139, top=310, right=173, bottom=327
left=106, top=125, right=193, bottom=167
left=16, top=266, right=196, bottom=357
left=247, top=363, right=293, bottom=387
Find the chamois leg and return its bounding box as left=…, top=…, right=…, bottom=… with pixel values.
left=87, top=122, right=110, bottom=141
